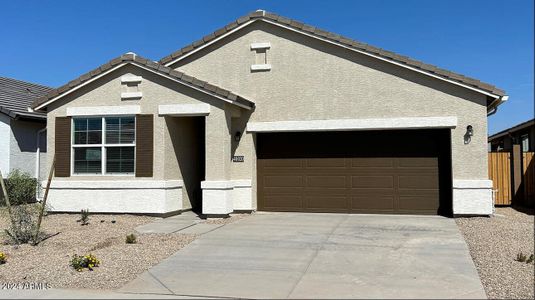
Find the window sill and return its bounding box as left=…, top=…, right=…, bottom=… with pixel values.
left=121, top=92, right=142, bottom=100
left=250, top=64, right=271, bottom=71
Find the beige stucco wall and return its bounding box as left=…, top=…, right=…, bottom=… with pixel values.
left=45, top=65, right=230, bottom=199
left=172, top=21, right=490, bottom=185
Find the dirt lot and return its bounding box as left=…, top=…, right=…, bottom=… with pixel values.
left=456, top=207, right=534, bottom=299
left=0, top=211, right=196, bottom=289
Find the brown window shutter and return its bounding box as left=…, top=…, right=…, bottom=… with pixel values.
left=135, top=114, right=154, bottom=177
left=55, top=117, right=71, bottom=177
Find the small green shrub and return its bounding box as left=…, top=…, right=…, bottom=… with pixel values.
left=78, top=209, right=90, bottom=226
left=125, top=233, right=137, bottom=244
left=70, top=254, right=100, bottom=272
left=4, top=204, right=44, bottom=245
left=1, top=169, right=37, bottom=206
left=516, top=252, right=527, bottom=262
left=526, top=254, right=534, bottom=264
left=0, top=252, right=6, bottom=264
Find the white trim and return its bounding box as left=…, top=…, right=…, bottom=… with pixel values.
left=251, top=64, right=272, bottom=71
left=34, top=63, right=128, bottom=111
left=201, top=180, right=235, bottom=190
left=121, top=75, right=142, bottom=83
left=66, top=105, right=141, bottom=116
left=251, top=42, right=271, bottom=50
left=158, top=104, right=210, bottom=116
left=34, top=62, right=252, bottom=111
left=232, top=179, right=252, bottom=188
left=163, top=19, right=501, bottom=99
left=246, top=117, right=458, bottom=133
left=121, top=91, right=143, bottom=99
left=452, top=179, right=493, bottom=189
left=47, top=180, right=183, bottom=189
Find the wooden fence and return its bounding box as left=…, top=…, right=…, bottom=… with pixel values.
left=488, top=151, right=535, bottom=206
left=488, top=152, right=512, bottom=205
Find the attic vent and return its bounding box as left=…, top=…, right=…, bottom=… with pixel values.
left=250, top=42, right=271, bottom=71
left=121, top=75, right=142, bottom=100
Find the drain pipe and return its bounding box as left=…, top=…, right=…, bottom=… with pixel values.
left=35, top=127, right=46, bottom=200
left=487, top=95, right=509, bottom=117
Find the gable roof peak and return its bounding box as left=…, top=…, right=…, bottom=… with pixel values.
left=159, top=10, right=506, bottom=100
left=31, top=53, right=254, bottom=111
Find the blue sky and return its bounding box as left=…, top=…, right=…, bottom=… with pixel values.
left=0, top=0, right=532, bottom=134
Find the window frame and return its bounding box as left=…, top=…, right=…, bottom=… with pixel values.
left=521, top=134, right=529, bottom=152
left=71, top=116, right=136, bottom=176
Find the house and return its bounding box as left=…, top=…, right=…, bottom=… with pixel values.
left=0, top=77, right=51, bottom=186
left=488, top=118, right=534, bottom=152
left=30, top=10, right=508, bottom=216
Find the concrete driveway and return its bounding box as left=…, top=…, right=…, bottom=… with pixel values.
left=120, top=213, right=486, bottom=299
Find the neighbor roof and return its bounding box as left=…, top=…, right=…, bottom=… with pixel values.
left=160, top=10, right=506, bottom=98
left=488, top=118, right=535, bottom=141
left=0, top=77, right=52, bottom=120
left=31, top=53, right=255, bottom=111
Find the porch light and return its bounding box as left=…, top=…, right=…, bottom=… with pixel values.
left=466, top=125, right=474, bottom=137
left=235, top=131, right=242, bottom=142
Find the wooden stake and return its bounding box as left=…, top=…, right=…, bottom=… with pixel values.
left=33, top=155, right=56, bottom=245
left=0, top=169, right=17, bottom=232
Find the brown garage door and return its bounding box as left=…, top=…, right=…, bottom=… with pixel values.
left=257, top=130, right=451, bottom=215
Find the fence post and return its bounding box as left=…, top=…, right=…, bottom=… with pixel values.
left=512, top=144, right=523, bottom=205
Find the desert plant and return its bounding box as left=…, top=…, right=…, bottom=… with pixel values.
left=4, top=204, right=44, bottom=245
left=125, top=233, right=137, bottom=244
left=526, top=254, right=534, bottom=264
left=70, top=254, right=100, bottom=272
left=0, top=252, right=6, bottom=264
left=78, top=209, right=90, bottom=225
left=516, top=252, right=527, bottom=262
left=1, top=169, right=37, bottom=206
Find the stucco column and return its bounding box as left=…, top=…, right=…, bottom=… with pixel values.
left=202, top=105, right=233, bottom=215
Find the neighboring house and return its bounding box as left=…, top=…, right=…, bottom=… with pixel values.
left=488, top=118, right=535, bottom=152
left=30, top=10, right=508, bottom=216
left=0, top=77, right=51, bottom=186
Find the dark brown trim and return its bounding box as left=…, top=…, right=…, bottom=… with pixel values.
left=135, top=114, right=154, bottom=177
left=55, top=117, right=71, bottom=177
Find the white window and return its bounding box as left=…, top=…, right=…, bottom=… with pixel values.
left=72, top=116, right=135, bottom=175
left=521, top=134, right=529, bottom=152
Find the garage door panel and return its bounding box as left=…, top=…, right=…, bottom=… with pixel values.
left=351, top=176, right=394, bottom=188
left=263, top=195, right=303, bottom=210
left=306, top=196, right=348, bottom=212
left=399, top=195, right=439, bottom=210
left=306, top=158, right=346, bottom=168
left=398, top=157, right=438, bottom=168
left=307, top=176, right=347, bottom=188
left=261, top=159, right=303, bottom=168
left=351, top=158, right=395, bottom=168
left=351, top=196, right=395, bottom=210
left=398, top=175, right=438, bottom=189
left=263, top=175, right=303, bottom=187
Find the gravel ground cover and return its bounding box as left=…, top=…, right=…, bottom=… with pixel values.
left=203, top=212, right=251, bottom=225
left=0, top=211, right=197, bottom=290
left=456, top=207, right=534, bottom=299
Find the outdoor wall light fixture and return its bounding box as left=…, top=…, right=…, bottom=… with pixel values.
left=235, top=131, right=242, bottom=142
left=464, top=125, right=473, bottom=145
left=466, top=125, right=474, bottom=137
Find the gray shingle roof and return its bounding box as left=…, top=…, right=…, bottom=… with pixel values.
left=488, top=118, right=535, bottom=141
left=31, top=53, right=254, bottom=110
left=0, top=77, right=52, bottom=120
left=160, top=10, right=505, bottom=97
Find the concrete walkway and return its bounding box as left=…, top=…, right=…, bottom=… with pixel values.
left=135, top=211, right=223, bottom=235
left=121, top=212, right=486, bottom=299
